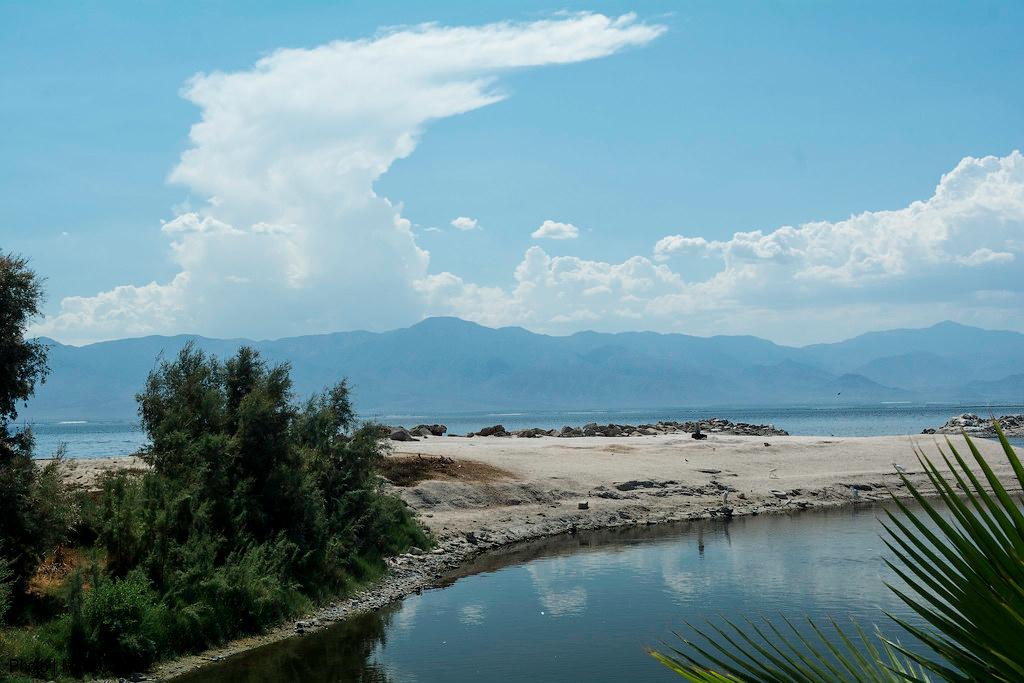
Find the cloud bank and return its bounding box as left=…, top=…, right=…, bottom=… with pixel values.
left=38, top=13, right=663, bottom=344
left=423, top=151, right=1024, bottom=342
left=35, top=12, right=1022, bottom=346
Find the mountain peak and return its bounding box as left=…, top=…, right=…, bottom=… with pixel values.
left=409, top=316, right=485, bottom=330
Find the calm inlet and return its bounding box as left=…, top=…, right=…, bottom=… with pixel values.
left=179, top=503, right=928, bottom=683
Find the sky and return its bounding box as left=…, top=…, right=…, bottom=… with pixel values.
left=2, top=1, right=1022, bottom=346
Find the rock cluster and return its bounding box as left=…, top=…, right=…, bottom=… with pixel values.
left=388, top=418, right=788, bottom=440
left=462, top=418, right=787, bottom=438
left=387, top=424, right=448, bottom=441
left=412, top=424, right=447, bottom=436
left=922, top=413, right=1024, bottom=437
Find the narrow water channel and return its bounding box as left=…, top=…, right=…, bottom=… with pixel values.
left=179, top=503, right=927, bottom=682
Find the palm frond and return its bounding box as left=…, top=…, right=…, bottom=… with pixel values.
left=649, top=616, right=930, bottom=683
left=879, top=424, right=1024, bottom=681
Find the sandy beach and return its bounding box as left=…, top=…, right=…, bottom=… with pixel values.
left=66, top=432, right=1017, bottom=680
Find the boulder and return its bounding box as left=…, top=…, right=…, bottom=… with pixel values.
left=474, top=424, right=508, bottom=437
left=389, top=428, right=418, bottom=442
left=413, top=423, right=448, bottom=436
left=513, top=427, right=549, bottom=438
left=925, top=413, right=1024, bottom=437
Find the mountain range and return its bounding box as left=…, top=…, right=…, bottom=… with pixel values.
left=21, top=318, right=1024, bottom=421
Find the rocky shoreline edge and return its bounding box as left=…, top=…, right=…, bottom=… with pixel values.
left=152, top=478, right=917, bottom=682
left=922, top=413, right=1024, bottom=437
left=389, top=417, right=788, bottom=441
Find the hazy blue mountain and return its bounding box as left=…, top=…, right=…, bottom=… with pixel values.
left=851, top=352, right=967, bottom=395
left=960, top=374, right=1024, bottom=402
left=19, top=318, right=1024, bottom=421
left=802, top=321, right=1024, bottom=379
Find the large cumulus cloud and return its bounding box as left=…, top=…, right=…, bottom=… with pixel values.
left=37, top=13, right=664, bottom=344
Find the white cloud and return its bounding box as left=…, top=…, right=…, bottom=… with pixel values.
left=36, top=13, right=664, bottom=344
left=423, top=152, right=1024, bottom=344
left=653, top=235, right=709, bottom=260
left=531, top=219, right=580, bottom=240
left=161, top=213, right=239, bottom=235
left=956, top=248, right=1015, bottom=266
left=450, top=216, right=479, bottom=231
left=31, top=9, right=1023, bottom=346
left=653, top=152, right=1024, bottom=286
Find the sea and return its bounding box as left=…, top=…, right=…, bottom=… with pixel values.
left=20, top=402, right=1024, bottom=459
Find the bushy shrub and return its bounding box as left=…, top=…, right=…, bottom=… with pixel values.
left=0, top=261, right=428, bottom=679
left=66, top=571, right=170, bottom=675
left=0, top=618, right=70, bottom=680
left=94, top=344, right=427, bottom=656
left=162, top=538, right=308, bottom=647
left=0, top=435, right=79, bottom=611
left=0, top=559, right=12, bottom=624
left=0, top=253, right=79, bottom=612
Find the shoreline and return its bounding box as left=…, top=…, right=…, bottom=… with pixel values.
left=77, top=433, right=1017, bottom=681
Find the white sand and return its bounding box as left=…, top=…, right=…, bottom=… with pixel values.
left=390, top=433, right=1016, bottom=537
left=67, top=434, right=1016, bottom=536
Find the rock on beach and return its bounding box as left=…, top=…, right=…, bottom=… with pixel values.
left=923, top=413, right=1024, bottom=437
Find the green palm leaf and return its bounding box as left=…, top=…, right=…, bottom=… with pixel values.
left=649, top=616, right=930, bottom=682
left=651, top=421, right=1024, bottom=682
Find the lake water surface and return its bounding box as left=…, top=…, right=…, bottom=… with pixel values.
left=23, top=402, right=1024, bottom=459
left=178, top=503, right=931, bottom=683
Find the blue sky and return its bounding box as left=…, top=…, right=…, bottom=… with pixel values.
left=2, top=1, right=1022, bottom=345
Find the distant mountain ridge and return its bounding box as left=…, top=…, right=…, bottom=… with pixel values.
left=22, top=318, right=1024, bottom=420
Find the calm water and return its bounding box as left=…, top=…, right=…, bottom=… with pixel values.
left=21, top=402, right=1024, bottom=459
left=24, top=420, right=149, bottom=459
left=179, top=503, right=930, bottom=683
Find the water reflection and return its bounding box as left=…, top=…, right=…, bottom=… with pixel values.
left=179, top=504, right=922, bottom=683
left=177, top=607, right=399, bottom=683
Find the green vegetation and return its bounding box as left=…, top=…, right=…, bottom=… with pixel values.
left=651, top=424, right=1024, bottom=682
left=0, top=254, right=71, bottom=605
left=0, top=255, right=428, bottom=679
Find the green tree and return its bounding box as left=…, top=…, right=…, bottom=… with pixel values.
left=97, top=343, right=426, bottom=655
left=0, top=254, right=74, bottom=610
left=0, top=253, right=48, bottom=427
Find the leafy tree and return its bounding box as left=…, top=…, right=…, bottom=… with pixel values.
left=0, top=254, right=74, bottom=609
left=97, top=343, right=426, bottom=657
left=0, top=253, right=48, bottom=427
